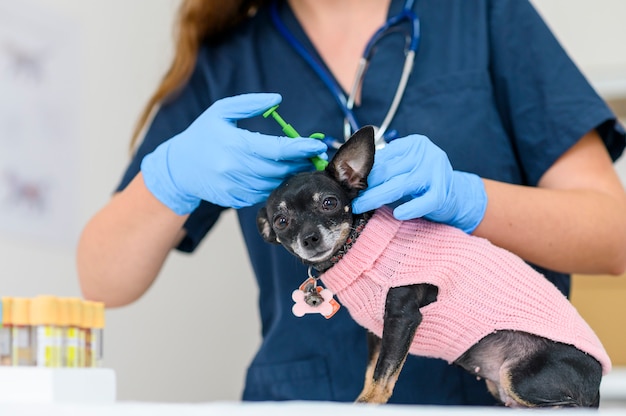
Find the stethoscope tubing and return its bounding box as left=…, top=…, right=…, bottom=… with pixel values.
left=269, top=3, right=360, bottom=131
left=346, top=6, right=419, bottom=146
left=270, top=0, right=419, bottom=148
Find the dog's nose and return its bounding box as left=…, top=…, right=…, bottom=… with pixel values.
left=302, top=232, right=320, bottom=248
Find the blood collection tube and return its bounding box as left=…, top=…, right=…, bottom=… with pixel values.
left=91, top=301, right=105, bottom=367
left=64, top=298, right=82, bottom=367
left=56, top=297, right=70, bottom=367
left=82, top=300, right=94, bottom=367
left=0, top=297, right=12, bottom=365
left=31, top=295, right=61, bottom=367
left=11, top=297, right=34, bottom=366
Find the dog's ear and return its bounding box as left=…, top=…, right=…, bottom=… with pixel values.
left=256, top=206, right=279, bottom=244
left=326, top=125, right=376, bottom=197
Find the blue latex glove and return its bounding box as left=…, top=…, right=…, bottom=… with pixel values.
left=141, top=93, right=327, bottom=214
left=352, top=134, right=487, bottom=233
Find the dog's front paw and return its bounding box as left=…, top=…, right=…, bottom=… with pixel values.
left=355, top=395, right=377, bottom=404
left=355, top=385, right=392, bottom=404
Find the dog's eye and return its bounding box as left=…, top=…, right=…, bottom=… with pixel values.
left=321, top=196, right=339, bottom=211
left=274, top=215, right=289, bottom=230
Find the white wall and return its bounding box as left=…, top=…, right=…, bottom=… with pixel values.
left=0, top=0, right=624, bottom=403
left=530, top=0, right=626, bottom=180
left=1, top=0, right=259, bottom=402
left=532, top=0, right=626, bottom=82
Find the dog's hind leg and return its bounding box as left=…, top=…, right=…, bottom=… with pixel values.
left=502, top=343, right=602, bottom=408
left=356, top=284, right=438, bottom=404
left=359, top=331, right=382, bottom=401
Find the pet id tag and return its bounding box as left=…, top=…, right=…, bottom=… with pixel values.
left=292, top=269, right=340, bottom=319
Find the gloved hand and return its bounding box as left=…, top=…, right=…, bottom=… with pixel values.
left=352, top=134, right=487, bottom=233
left=141, top=93, right=327, bottom=214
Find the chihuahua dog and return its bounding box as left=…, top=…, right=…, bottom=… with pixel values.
left=256, top=126, right=609, bottom=407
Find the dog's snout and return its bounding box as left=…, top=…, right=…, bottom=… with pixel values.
left=302, top=231, right=320, bottom=248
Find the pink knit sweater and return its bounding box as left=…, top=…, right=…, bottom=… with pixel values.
left=320, top=206, right=611, bottom=374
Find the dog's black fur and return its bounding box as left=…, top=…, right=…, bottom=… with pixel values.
left=256, top=126, right=603, bottom=407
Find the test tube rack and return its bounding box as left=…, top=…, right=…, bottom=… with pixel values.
left=0, top=367, right=116, bottom=403
left=0, top=295, right=116, bottom=403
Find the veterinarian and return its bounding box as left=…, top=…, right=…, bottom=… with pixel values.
left=77, top=0, right=626, bottom=405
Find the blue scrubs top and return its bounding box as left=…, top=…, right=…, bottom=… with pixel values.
left=117, top=0, right=625, bottom=405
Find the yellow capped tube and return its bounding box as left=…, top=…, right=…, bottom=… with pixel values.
left=30, top=295, right=61, bottom=367
left=11, top=298, right=34, bottom=366
left=66, top=298, right=82, bottom=367
left=0, top=297, right=12, bottom=365
left=91, top=302, right=105, bottom=367
left=82, top=300, right=95, bottom=368
left=56, top=298, right=70, bottom=367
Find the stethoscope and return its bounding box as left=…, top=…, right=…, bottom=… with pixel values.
left=270, top=0, right=420, bottom=149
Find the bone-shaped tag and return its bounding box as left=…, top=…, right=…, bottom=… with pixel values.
left=292, top=277, right=340, bottom=319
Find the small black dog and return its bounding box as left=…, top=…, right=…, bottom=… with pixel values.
left=256, top=126, right=608, bottom=407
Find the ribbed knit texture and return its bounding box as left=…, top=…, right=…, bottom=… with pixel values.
left=320, top=206, right=611, bottom=374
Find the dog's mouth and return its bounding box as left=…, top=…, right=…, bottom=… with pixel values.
left=300, top=246, right=338, bottom=263
left=292, top=224, right=351, bottom=264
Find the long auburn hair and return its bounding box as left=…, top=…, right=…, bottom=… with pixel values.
left=130, top=0, right=271, bottom=151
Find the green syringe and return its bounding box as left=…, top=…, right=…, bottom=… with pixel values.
left=263, top=105, right=328, bottom=171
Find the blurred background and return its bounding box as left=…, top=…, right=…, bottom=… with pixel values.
left=0, top=0, right=625, bottom=403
